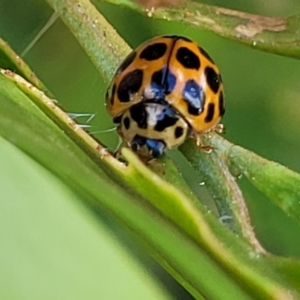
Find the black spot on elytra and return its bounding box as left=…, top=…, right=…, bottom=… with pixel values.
left=198, top=47, right=214, bottom=64
left=130, top=104, right=148, bottom=129
left=205, top=67, right=220, bottom=94
left=140, top=43, right=167, bottom=61
left=117, top=69, right=143, bottom=102
left=175, top=126, right=184, bottom=139
left=176, top=47, right=200, bottom=70
left=152, top=69, right=164, bottom=86
left=116, top=51, right=137, bottom=74
left=219, top=91, right=225, bottom=116
left=149, top=69, right=165, bottom=100
left=149, top=68, right=176, bottom=99
left=123, top=116, right=130, bottom=130
left=205, top=103, right=215, bottom=123
left=182, top=80, right=205, bottom=116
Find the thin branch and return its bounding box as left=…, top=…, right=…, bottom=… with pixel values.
left=98, top=0, right=300, bottom=60
left=0, top=38, right=51, bottom=95
left=180, top=135, right=266, bottom=254
left=46, top=0, right=131, bottom=83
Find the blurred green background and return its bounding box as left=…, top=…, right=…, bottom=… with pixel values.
left=1, top=0, right=300, bottom=298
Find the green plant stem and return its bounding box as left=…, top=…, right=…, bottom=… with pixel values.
left=46, top=0, right=131, bottom=83
left=193, top=133, right=300, bottom=233
left=226, top=140, right=300, bottom=225
left=96, top=0, right=300, bottom=60
left=0, top=38, right=50, bottom=95
left=179, top=135, right=265, bottom=254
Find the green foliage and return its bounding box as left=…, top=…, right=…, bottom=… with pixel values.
left=1, top=0, right=300, bottom=299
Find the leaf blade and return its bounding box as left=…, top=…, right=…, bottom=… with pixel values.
left=1, top=61, right=298, bottom=300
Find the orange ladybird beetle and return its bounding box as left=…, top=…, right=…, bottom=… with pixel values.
left=106, top=35, right=225, bottom=160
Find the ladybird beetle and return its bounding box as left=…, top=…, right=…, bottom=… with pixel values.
left=106, top=35, right=225, bottom=159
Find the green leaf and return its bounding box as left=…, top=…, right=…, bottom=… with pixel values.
left=2, top=0, right=300, bottom=299
left=1, top=57, right=299, bottom=299
left=0, top=136, right=171, bottom=300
